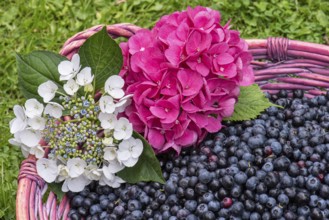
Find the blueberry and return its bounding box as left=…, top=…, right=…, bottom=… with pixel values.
left=176, top=209, right=190, bottom=218
left=186, top=214, right=198, bottom=220
left=306, top=177, right=320, bottom=191
left=203, top=211, right=216, bottom=220
left=221, top=175, right=234, bottom=189
left=198, top=170, right=213, bottom=184
left=266, top=197, right=276, bottom=209
left=184, top=200, right=198, bottom=212
left=270, top=141, right=282, bottom=155
left=258, top=194, right=269, bottom=204
left=250, top=212, right=261, bottom=220
left=230, top=202, right=244, bottom=216
left=71, top=195, right=84, bottom=208
left=208, top=200, right=220, bottom=212
left=271, top=206, right=283, bottom=218
left=277, top=194, right=289, bottom=206
left=131, top=210, right=143, bottom=219
left=196, top=203, right=208, bottom=216
left=234, top=171, right=248, bottom=185
left=201, top=192, right=214, bottom=203
left=128, top=199, right=142, bottom=211
left=89, top=204, right=102, bottom=215
left=246, top=176, right=259, bottom=191
left=262, top=162, right=274, bottom=172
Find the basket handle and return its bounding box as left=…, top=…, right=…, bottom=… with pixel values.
left=60, top=23, right=143, bottom=59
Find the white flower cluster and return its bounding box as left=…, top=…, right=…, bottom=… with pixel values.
left=9, top=54, right=143, bottom=192
left=9, top=99, right=63, bottom=158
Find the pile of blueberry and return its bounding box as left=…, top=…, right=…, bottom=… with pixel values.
left=68, top=90, right=329, bottom=220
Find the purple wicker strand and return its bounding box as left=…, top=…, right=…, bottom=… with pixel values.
left=277, top=77, right=329, bottom=88
left=298, top=73, right=329, bottom=83
left=255, top=68, right=307, bottom=75
left=261, top=83, right=314, bottom=90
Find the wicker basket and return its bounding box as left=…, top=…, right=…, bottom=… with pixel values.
left=16, top=23, right=329, bottom=219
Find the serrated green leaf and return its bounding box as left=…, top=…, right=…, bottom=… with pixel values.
left=79, top=26, right=123, bottom=91
left=117, top=131, right=165, bottom=184
left=224, top=84, right=276, bottom=121
left=17, top=51, right=67, bottom=102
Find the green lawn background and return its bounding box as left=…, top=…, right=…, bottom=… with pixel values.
left=0, top=0, right=328, bottom=219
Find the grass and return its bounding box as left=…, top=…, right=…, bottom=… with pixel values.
left=0, top=0, right=328, bottom=219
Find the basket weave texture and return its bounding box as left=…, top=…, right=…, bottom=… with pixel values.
left=16, top=23, right=329, bottom=220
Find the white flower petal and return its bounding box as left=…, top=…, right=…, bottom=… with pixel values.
left=25, top=99, right=44, bottom=118
left=21, top=145, right=30, bottom=158
left=57, top=165, right=69, bottom=182
left=62, top=179, right=69, bottom=192
left=121, top=157, right=138, bottom=167
left=98, top=112, right=117, bottom=129
left=105, top=75, right=125, bottom=90
left=36, top=158, right=58, bottom=183
left=67, top=175, right=90, bottom=192
left=109, top=88, right=125, bottom=99
left=28, top=116, right=46, bottom=130
left=102, top=137, right=114, bottom=147
left=19, top=130, right=41, bottom=147
left=99, top=96, right=116, bottom=114
left=13, top=105, right=26, bottom=120
left=84, top=164, right=102, bottom=181
left=104, top=147, right=117, bottom=161
left=71, top=54, right=81, bottom=72
left=30, top=145, right=45, bottom=159
left=67, top=158, right=87, bottom=178
left=113, top=117, right=133, bottom=140
left=58, top=61, right=74, bottom=76
left=44, top=102, right=64, bottom=118
left=114, top=130, right=127, bottom=140
left=63, top=79, right=79, bottom=96
left=9, top=138, right=21, bottom=147
left=10, top=118, right=27, bottom=134
left=76, top=67, right=94, bottom=86
left=103, top=160, right=125, bottom=176
left=38, top=81, right=58, bottom=102
left=131, top=138, right=143, bottom=158
left=117, top=149, right=131, bottom=161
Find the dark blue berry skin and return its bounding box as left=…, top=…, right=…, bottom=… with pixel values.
left=246, top=176, right=259, bottom=191
left=71, top=195, right=84, bottom=208
left=270, top=141, right=282, bottom=155
left=208, top=200, right=220, bottom=212
left=266, top=197, right=277, bottom=209
left=234, top=171, right=248, bottom=185
left=271, top=206, right=283, bottom=218
left=306, top=177, right=321, bottom=191
left=258, top=194, right=269, bottom=204
left=127, top=199, right=142, bottom=211
left=277, top=194, right=289, bottom=206
left=184, top=200, right=198, bottom=212
left=198, top=170, right=213, bottom=184
left=186, top=214, right=198, bottom=220
left=196, top=203, right=208, bottom=216
left=262, top=162, right=274, bottom=172
left=250, top=212, right=261, bottom=220
left=89, top=204, right=102, bottom=215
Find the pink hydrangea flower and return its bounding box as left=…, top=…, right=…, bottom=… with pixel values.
left=120, top=6, right=254, bottom=154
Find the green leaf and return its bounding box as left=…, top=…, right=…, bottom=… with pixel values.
left=17, top=51, right=67, bottom=102
left=224, top=84, right=277, bottom=121
left=79, top=26, right=123, bottom=91
left=117, top=131, right=165, bottom=184
left=316, top=10, right=328, bottom=28
left=42, top=182, right=65, bottom=204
